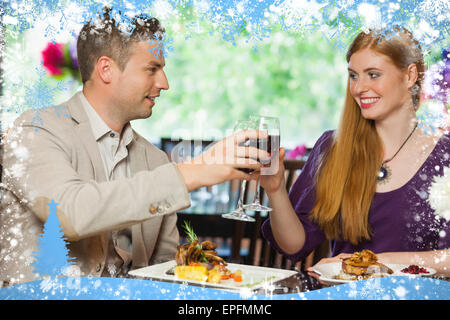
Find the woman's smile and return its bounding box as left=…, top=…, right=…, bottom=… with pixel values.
left=360, top=96, right=380, bottom=109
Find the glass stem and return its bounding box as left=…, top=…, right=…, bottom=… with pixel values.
left=236, top=180, right=247, bottom=209
left=253, top=178, right=261, bottom=205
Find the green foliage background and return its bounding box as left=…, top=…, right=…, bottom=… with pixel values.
left=132, top=23, right=347, bottom=148
left=2, top=7, right=448, bottom=148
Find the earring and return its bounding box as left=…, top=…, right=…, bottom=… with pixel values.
left=410, top=84, right=420, bottom=111
left=410, top=83, right=420, bottom=96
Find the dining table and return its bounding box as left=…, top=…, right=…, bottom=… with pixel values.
left=127, top=265, right=324, bottom=294
left=1, top=269, right=449, bottom=301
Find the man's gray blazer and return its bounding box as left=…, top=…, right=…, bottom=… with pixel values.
left=0, top=92, right=190, bottom=285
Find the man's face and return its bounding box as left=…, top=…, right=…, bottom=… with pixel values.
left=112, top=40, right=169, bottom=122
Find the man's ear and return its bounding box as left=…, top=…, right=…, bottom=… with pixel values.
left=405, top=63, right=418, bottom=89
left=96, top=56, right=115, bottom=84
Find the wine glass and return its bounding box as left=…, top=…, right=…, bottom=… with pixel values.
left=243, top=116, right=280, bottom=212
left=222, top=120, right=256, bottom=222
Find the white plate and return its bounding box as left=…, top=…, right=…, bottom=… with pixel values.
left=128, top=260, right=297, bottom=292
left=312, top=262, right=436, bottom=285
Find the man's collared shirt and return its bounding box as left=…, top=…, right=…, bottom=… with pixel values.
left=79, top=91, right=134, bottom=277
left=79, top=92, right=133, bottom=181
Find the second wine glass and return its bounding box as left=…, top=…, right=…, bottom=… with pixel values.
left=221, top=119, right=255, bottom=222
left=243, top=116, right=280, bottom=212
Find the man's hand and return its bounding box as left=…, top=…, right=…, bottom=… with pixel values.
left=177, top=129, right=269, bottom=192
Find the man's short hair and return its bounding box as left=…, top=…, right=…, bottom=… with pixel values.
left=76, top=7, right=165, bottom=83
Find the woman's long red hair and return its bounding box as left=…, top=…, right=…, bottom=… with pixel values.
left=310, top=27, right=425, bottom=245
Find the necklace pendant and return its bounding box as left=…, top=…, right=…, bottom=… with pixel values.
left=377, top=163, right=391, bottom=184
left=376, top=123, right=417, bottom=184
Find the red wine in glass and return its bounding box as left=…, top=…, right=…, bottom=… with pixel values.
left=237, top=135, right=279, bottom=172
left=243, top=115, right=280, bottom=212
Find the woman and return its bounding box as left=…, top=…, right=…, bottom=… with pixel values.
left=259, top=27, right=450, bottom=278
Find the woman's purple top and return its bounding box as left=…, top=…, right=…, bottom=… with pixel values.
left=261, top=130, right=450, bottom=262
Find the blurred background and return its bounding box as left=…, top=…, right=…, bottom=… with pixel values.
left=1, top=1, right=448, bottom=152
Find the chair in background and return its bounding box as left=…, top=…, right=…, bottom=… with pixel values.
left=240, top=159, right=330, bottom=271
left=164, top=139, right=330, bottom=270
left=176, top=178, right=255, bottom=263
left=164, top=137, right=244, bottom=262
left=241, top=159, right=304, bottom=269
left=161, top=137, right=220, bottom=216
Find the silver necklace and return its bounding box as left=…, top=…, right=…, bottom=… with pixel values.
left=377, top=123, right=418, bottom=184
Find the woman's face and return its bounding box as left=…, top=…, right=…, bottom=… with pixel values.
left=348, top=48, right=414, bottom=121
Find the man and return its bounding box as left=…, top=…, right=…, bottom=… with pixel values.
left=0, top=9, right=266, bottom=286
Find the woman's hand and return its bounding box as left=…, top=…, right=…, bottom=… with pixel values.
left=259, top=147, right=286, bottom=195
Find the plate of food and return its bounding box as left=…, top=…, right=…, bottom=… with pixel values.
left=128, top=221, right=297, bottom=291
left=312, top=250, right=436, bottom=285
